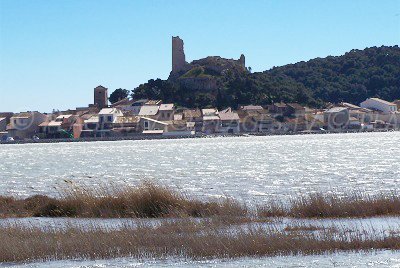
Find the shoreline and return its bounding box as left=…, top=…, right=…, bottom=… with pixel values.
left=0, top=128, right=397, bottom=145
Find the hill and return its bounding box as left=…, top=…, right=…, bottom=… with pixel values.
left=132, top=46, right=400, bottom=108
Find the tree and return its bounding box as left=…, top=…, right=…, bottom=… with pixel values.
left=109, top=88, right=129, bottom=104
left=128, top=46, right=400, bottom=108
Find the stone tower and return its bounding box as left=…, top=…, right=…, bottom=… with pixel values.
left=239, top=54, right=245, bottom=68
left=172, top=36, right=187, bottom=74
left=94, top=85, right=108, bottom=109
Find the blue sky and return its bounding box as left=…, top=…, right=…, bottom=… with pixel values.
left=0, top=0, right=399, bottom=113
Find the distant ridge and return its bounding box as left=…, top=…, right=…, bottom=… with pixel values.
left=132, top=45, right=400, bottom=108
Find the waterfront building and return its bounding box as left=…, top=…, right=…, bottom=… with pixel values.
left=202, top=108, right=220, bottom=134
left=286, top=103, right=306, bottom=117
left=7, top=111, right=47, bottom=139
left=323, top=107, right=350, bottom=130
left=218, top=108, right=240, bottom=134
left=140, top=117, right=169, bottom=134
left=360, top=98, right=397, bottom=114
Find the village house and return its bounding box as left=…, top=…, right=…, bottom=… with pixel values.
left=7, top=111, right=47, bottom=139
left=38, top=114, right=81, bottom=138
left=138, top=105, right=159, bottom=119
left=370, top=120, right=392, bottom=129
left=98, top=108, right=124, bottom=129
left=360, top=98, right=398, bottom=114
left=237, top=106, right=270, bottom=132
left=269, top=102, right=288, bottom=115
left=286, top=117, right=309, bottom=132
left=304, top=113, right=325, bottom=131
left=394, top=100, right=400, bottom=110
left=140, top=117, right=169, bottom=134
left=130, top=99, right=148, bottom=115
left=202, top=108, right=219, bottom=134
left=38, top=121, right=61, bottom=137
left=81, top=115, right=100, bottom=137
left=158, top=104, right=175, bottom=121
left=286, top=103, right=306, bottom=117
left=340, top=102, right=361, bottom=110
left=163, top=118, right=196, bottom=136
left=324, top=107, right=350, bottom=130
left=348, top=117, right=362, bottom=129
left=110, top=98, right=134, bottom=110
left=110, top=116, right=140, bottom=136
left=0, top=117, right=8, bottom=140
left=0, top=117, right=7, bottom=132
left=82, top=108, right=125, bottom=137
left=111, top=98, right=150, bottom=115
left=0, top=112, right=14, bottom=126
left=257, top=114, right=275, bottom=132
left=182, top=108, right=203, bottom=132
left=217, top=108, right=240, bottom=133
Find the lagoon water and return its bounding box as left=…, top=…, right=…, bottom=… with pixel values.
left=3, top=250, right=400, bottom=268
left=0, top=132, right=399, bottom=201
left=1, top=132, right=400, bottom=267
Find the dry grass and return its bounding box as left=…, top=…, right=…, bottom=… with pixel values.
left=0, top=182, right=247, bottom=218
left=258, top=193, right=400, bottom=218
left=283, top=223, right=338, bottom=233
left=0, top=219, right=399, bottom=263
left=2, top=184, right=400, bottom=219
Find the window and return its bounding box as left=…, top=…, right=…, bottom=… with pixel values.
left=144, top=121, right=149, bottom=130
left=107, top=116, right=112, bottom=122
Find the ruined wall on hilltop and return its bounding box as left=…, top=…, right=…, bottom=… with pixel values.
left=172, top=36, right=188, bottom=74
left=169, top=36, right=246, bottom=91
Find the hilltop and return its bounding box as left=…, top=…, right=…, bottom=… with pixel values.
left=132, top=45, right=400, bottom=108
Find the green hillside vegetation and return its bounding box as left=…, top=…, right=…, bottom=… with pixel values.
left=132, top=46, right=400, bottom=109
left=180, top=66, right=215, bottom=78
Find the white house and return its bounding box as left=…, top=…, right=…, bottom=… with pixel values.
left=138, top=105, right=159, bottom=117
left=360, top=98, right=397, bottom=114
left=84, top=116, right=99, bottom=130
left=98, top=108, right=123, bottom=124
left=140, top=117, right=169, bottom=134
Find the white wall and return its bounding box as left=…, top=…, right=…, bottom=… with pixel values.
left=360, top=99, right=397, bottom=114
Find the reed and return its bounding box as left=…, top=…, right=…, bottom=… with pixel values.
left=257, top=192, right=400, bottom=218
left=0, top=219, right=399, bottom=263
left=1, top=183, right=400, bottom=219
left=0, top=182, right=247, bottom=218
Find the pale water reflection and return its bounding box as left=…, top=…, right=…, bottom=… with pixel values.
left=0, top=132, right=399, bottom=202
left=2, top=251, right=400, bottom=267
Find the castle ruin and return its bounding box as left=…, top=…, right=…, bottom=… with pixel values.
left=172, top=36, right=187, bottom=74
left=170, top=36, right=247, bottom=90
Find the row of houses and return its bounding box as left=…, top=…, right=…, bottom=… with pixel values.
left=1, top=94, right=399, bottom=141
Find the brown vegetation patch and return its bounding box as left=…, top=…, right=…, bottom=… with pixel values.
left=257, top=193, right=400, bottom=218
left=0, top=182, right=247, bottom=218
left=0, top=220, right=399, bottom=263
left=2, top=184, right=400, bottom=219
left=283, top=224, right=337, bottom=233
